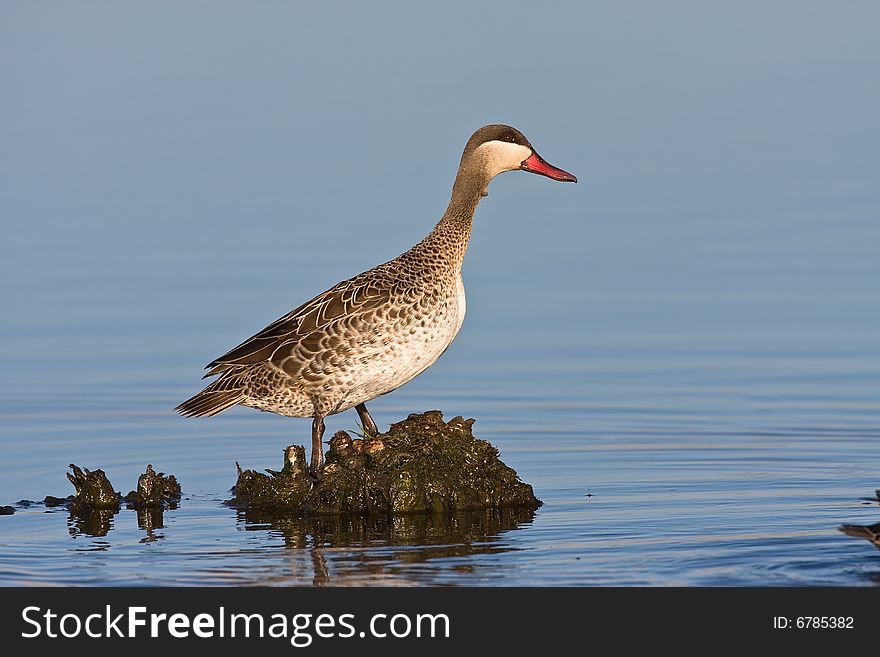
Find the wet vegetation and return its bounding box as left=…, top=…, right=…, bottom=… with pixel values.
left=229, top=411, right=541, bottom=514
left=66, top=464, right=121, bottom=512
left=1, top=412, right=540, bottom=544
left=123, top=464, right=181, bottom=509
left=5, top=464, right=183, bottom=537
left=839, top=521, right=880, bottom=548
left=839, top=489, right=880, bottom=549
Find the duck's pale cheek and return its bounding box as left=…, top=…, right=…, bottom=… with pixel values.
left=473, top=141, right=533, bottom=177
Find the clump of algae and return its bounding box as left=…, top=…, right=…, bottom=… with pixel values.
left=228, top=410, right=541, bottom=514
left=66, top=464, right=120, bottom=511
left=123, top=464, right=182, bottom=509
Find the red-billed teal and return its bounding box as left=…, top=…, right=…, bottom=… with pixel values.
left=176, top=124, right=576, bottom=478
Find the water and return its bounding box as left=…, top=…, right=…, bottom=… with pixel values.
left=1, top=293, right=878, bottom=585
left=1, top=2, right=879, bottom=586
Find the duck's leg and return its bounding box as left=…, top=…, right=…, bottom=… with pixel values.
left=355, top=403, right=379, bottom=436
left=310, top=415, right=325, bottom=480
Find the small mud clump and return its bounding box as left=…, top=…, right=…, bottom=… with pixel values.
left=229, top=410, right=542, bottom=514
left=66, top=464, right=120, bottom=512
left=123, top=464, right=182, bottom=509
left=44, top=495, right=73, bottom=507
left=2, top=464, right=182, bottom=538
left=839, top=521, right=880, bottom=548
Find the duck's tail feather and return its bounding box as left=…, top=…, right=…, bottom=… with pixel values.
left=175, top=384, right=245, bottom=418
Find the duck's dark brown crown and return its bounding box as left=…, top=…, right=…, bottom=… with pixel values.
left=460, top=124, right=532, bottom=160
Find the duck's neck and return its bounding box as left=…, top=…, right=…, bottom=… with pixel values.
left=418, top=165, right=490, bottom=271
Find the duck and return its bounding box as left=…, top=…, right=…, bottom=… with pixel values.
left=176, top=124, right=576, bottom=479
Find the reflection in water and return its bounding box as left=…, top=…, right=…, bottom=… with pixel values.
left=67, top=508, right=117, bottom=538
left=136, top=507, right=166, bottom=543
left=238, top=508, right=537, bottom=585
left=66, top=505, right=171, bottom=543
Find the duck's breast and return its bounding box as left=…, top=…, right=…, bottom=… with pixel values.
left=337, top=276, right=465, bottom=409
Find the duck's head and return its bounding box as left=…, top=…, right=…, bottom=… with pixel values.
left=460, top=124, right=577, bottom=184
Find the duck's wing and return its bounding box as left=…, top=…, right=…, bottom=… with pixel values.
left=204, top=268, right=394, bottom=377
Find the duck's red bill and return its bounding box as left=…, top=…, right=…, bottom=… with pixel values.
left=521, top=152, right=577, bottom=183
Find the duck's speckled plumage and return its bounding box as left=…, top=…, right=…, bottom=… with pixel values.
left=176, top=124, right=575, bottom=475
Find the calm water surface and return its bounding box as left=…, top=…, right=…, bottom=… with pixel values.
left=1, top=281, right=878, bottom=585
left=2, top=2, right=879, bottom=586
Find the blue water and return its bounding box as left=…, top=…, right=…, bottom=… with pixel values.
left=1, top=2, right=879, bottom=585
left=2, top=294, right=878, bottom=585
